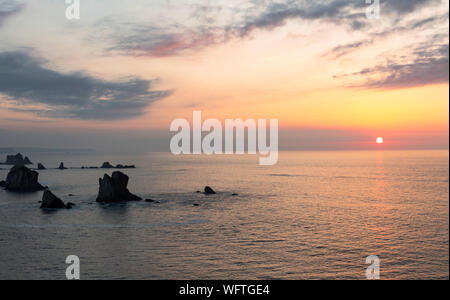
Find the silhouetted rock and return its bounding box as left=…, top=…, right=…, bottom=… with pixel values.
left=204, top=186, right=216, bottom=194
left=2, top=153, right=32, bottom=166
left=41, top=189, right=69, bottom=209
left=96, top=171, right=142, bottom=203
left=0, top=180, right=5, bottom=188
left=116, top=164, right=136, bottom=169
left=232, top=193, right=239, bottom=196
left=58, top=162, right=67, bottom=170
left=145, top=199, right=155, bottom=203
left=4, top=166, right=45, bottom=192
left=37, top=163, right=46, bottom=170
left=101, top=162, right=114, bottom=169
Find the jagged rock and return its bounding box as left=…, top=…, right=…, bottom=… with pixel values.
left=41, top=189, right=69, bottom=209
left=101, top=162, right=114, bottom=169
left=58, top=162, right=67, bottom=170
left=204, top=186, right=216, bottom=194
left=2, top=153, right=33, bottom=166
left=4, top=166, right=45, bottom=192
left=0, top=180, right=5, bottom=188
left=96, top=171, right=142, bottom=203
left=37, top=163, right=46, bottom=170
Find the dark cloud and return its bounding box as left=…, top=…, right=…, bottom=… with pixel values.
left=0, top=51, right=171, bottom=120
left=324, top=11, right=448, bottom=59
left=340, top=43, right=449, bottom=89
left=0, top=0, right=23, bottom=26
left=381, top=0, right=441, bottom=15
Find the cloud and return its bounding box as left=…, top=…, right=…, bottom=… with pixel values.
left=95, top=1, right=369, bottom=57
left=0, top=0, right=23, bottom=26
left=98, top=0, right=444, bottom=58
left=0, top=51, right=171, bottom=120
left=338, top=43, right=449, bottom=89
left=381, top=0, right=441, bottom=15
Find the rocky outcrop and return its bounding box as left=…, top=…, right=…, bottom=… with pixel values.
left=58, top=162, right=67, bottom=170
left=0, top=180, right=5, bottom=188
left=2, top=153, right=33, bottom=166
left=37, top=163, right=46, bottom=170
left=101, top=162, right=114, bottom=169
left=116, top=164, right=136, bottom=169
left=40, top=189, right=70, bottom=209
left=96, top=171, right=142, bottom=203
left=204, top=186, right=216, bottom=194
left=4, top=166, right=45, bottom=192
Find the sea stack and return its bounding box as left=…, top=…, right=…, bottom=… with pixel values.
left=41, top=189, right=71, bottom=209
left=96, top=171, right=142, bottom=202
left=37, top=163, right=46, bottom=170
left=101, top=162, right=114, bottom=169
left=204, top=186, right=216, bottom=194
left=3, top=165, right=45, bottom=192
left=2, top=153, right=33, bottom=166
left=58, top=162, right=67, bottom=170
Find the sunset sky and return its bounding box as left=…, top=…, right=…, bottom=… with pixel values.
left=0, top=0, right=448, bottom=151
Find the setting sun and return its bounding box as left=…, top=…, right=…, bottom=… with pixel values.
left=376, top=137, right=384, bottom=144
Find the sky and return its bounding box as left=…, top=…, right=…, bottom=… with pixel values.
left=0, top=0, right=448, bottom=152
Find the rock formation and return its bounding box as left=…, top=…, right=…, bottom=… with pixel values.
left=40, top=189, right=71, bottom=209
left=37, top=163, right=46, bottom=170
left=0, top=180, right=5, bottom=188
left=58, top=162, right=67, bottom=170
left=96, top=171, right=142, bottom=203
left=4, top=165, right=45, bottom=192
left=101, top=162, right=114, bottom=169
left=116, top=164, right=136, bottom=169
left=204, top=186, right=216, bottom=194
left=1, top=153, right=33, bottom=166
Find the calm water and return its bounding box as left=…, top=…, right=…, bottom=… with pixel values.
left=0, top=150, right=448, bottom=280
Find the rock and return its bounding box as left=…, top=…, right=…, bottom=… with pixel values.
left=101, top=162, right=114, bottom=169
left=204, top=186, right=216, bottom=194
left=116, top=164, right=136, bottom=169
left=41, top=189, right=69, bottom=209
left=2, top=153, right=33, bottom=166
left=145, top=199, right=155, bottom=203
left=96, top=171, right=142, bottom=203
left=58, top=162, right=67, bottom=170
left=232, top=193, right=239, bottom=196
left=68, top=194, right=74, bottom=197
left=196, top=191, right=201, bottom=193
left=37, top=163, right=46, bottom=170
left=0, top=180, right=6, bottom=188
left=4, top=165, right=45, bottom=192
left=193, top=203, right=200, bottom=207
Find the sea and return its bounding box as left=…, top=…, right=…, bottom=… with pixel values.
left=0, top=150, right=448, bottom=280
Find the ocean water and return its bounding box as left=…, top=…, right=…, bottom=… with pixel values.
left=0, top=150, right=448, bottom=280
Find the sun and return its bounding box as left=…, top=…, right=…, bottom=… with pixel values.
left=376, top=137, right=384, bottom=144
